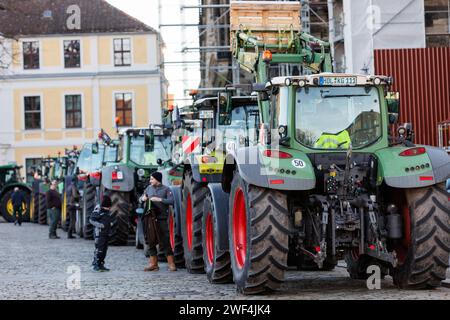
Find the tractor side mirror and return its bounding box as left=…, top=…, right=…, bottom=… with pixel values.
left=386, top=92, right=400, bottom=124
left=92, top=142, right=99, bottom=154
left=157, top=158, right=163, bottom=166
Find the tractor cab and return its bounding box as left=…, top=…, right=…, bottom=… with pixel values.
left=0, top=164, right=24, bottom=188
left=264, top=74, right=398, bottom=152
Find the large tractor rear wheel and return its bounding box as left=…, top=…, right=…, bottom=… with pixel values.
left=82, top=182, right=96, bottom=240
left=181, top=170, right=207, bottom=273
left=109, top=191, right=130, bottom=246
left=393, top=183, right=450, bottom=289
left=0, top=189, right=30, bottom=223
left=31, top=192, right=39, bottom=223
left=61, top=189, right=70, bottom=232
left=169, top=207, right=185, bottom=268
left=38, top=193, right=47, bottom=225
left=202, top=193, right=232, bottom=284
left=229, top=172, right=290, bottom=294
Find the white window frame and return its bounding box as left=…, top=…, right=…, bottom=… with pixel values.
left=61, top=38, right=83, bottom=69
left=62, top=92, right=85, bottom=129
left=22, top=93, right=44, bottom=131
left=20, top=38, right=42, bottom=71
left=113, top=37, right=133, bottom=67
left=112, top=91, right=135, bottom=128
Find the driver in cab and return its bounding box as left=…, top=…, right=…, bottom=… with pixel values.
left=313, top=99, right=351, bottom=149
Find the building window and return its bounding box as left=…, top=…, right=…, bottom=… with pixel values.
left=23, top=41, right=40, bottom=70
left=115, top=93, right=133, bottom=127
left=425, top=0, right=450, bottom=47
left=65, top=95, right=82, bottom=128
left=114, top=38, right=132, bottom=66
left=64, top=40, right=81, bottom=68
left=24, top=96, right=41, bottom=130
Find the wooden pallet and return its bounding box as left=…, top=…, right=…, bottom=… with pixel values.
left=230, top=1, right=301, bottom=32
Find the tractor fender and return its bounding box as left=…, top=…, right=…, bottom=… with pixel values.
left=377, top=146, right=450, bottom=188
left=101, top=165, right=135, bottom=192
left=424, top=146, right=450, bottom=183
left=207, top=183, right=230, bottom=252
left=0, top=183, right=31, bottom=199
left=225, top=146, right=316, bottom=191
left=169, top=185, right=182, bottom=236
left=184, top=155, right=202, bottom=183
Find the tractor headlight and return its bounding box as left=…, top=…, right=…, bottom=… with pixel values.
left=298, top=79, right=306, bottom=87
left=373, top=77, right=382, bottom=85
left=137, top=169, right=145, bottom=177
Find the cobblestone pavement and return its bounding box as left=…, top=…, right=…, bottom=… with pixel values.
left=1, top=221, right=449, bottom=300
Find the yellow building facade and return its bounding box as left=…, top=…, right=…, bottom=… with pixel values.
left=0, top=1, right=167, bottom=178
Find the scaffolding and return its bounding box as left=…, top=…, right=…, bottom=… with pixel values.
left=159, top=0, right=330, bottom=104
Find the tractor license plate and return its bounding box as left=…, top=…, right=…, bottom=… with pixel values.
left=319, top=76, right=357, bottom=86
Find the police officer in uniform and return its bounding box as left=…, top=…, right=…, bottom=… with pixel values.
left=89, top=195, right=113, bottom=272
left=141, top=171, right=176, bottom=272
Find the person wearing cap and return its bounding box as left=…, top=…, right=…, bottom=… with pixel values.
left=141, top=171, right=175, bottom=272
left=67, top=175, right=80, bottom=239
left=89, top=195, right=113, bottom=272
left=11, top=187, right=26, bottom=226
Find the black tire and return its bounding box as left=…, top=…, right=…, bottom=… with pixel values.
left=202, top=192, right=232, bottom=284
left=229, top=172, right=290, bottom=294
left=109, top=191, right=130, bottom=246
left=135, top=218, right=144, bottom=249
left=0, top=189, right=31, bottom=223
left=181, top=170, right=207, bottom=274
left=38, top=193, right=47, bottom=225
left=393, top=183, right=450, bottom=289
left=75, top=199, right=84, bottom=237
left=169, top=206, right=185, bottom=268
left=31, top=192, right=39, bottom=223
left=0, top=190, right=17, bottom=223
left=82, top=182, right=96, bottom=240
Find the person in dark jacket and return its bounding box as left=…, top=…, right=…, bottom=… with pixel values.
left=46, top=180, right=62, bottom=239
left=141, top=171, right=175, bottom=272
left=67, top=176, right=80, bottom=239
left=11, top=187, right=26, bottom=226
left=90, top=195, right=113, bottom=272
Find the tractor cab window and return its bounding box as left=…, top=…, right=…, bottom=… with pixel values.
left=130, top=130, right=157, bottom=166
left=222, top=104, right=260, bottom=147
left=295, top=86, right=382, bottom=149
left=1, top=169, right=17, bottom=185
left=53, top=161, right=63, bottom=179
left=154, top=135, right=172, bottom=162
left=104, top=144, right=118, bottom=164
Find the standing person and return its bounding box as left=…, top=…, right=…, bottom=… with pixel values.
left=46, top=180, right=62, bottom=239
left=141, top=171, right=176, bottom=272
left=11, top=187, right=25, bottom=226
left=90, top=195, right=113, bottom=272
left=67, top=176, right=80, bottom=239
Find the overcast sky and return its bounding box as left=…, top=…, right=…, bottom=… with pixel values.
left=106, top=0, right=200, bottom=105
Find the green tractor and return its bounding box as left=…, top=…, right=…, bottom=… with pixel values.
left=100, top=125, right=173, bottom=246
left=74, top=139, right=118, bottom=239
left=59, top=148, right=80, bottom=231
left=0, top=164, right=31, bottom=223
left=174, top=89, right=261, bottom=278
left=191, top=1, right=450, bottom=294
left=36, top=156, right=58, bottom=225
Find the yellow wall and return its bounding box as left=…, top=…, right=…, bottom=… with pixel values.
left=83, top=37, right=91, bottom=66
left=99, top=85, right=149, bottom=134
left=42, top=38, right=61, bottom=67
left=134, top=36, right=148, bottom=64
left=13, top=87, right=93, bottom=132
left=98, top=36, right=111, bottom=65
